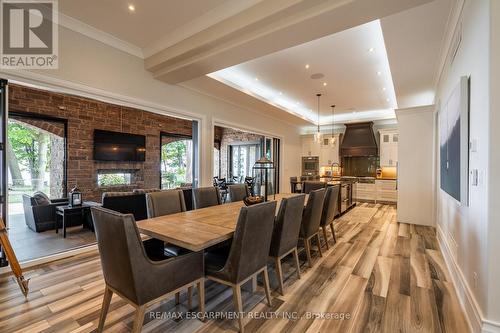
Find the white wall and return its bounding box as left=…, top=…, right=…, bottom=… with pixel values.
left=396, top=106, right=435, bottom=226
left=487, top=0, right=500, bottom=326
left=0, top=26, right=302, bottom=192
left=434, top=0, right=495, bottom=329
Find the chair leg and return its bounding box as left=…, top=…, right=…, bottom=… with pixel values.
left=274, top=257, right=285, bottom=296
left=197, top=279, right=205, bottom=322
left=330, top=223, right=337, bottom=243
left=304, top=238, right=313, bottom=268
left=293, top=248, right=301, bottom=279
left=131, top=305, right=146, bottom=333
left=322, top=226, right=330, bottom=250
left=97, top=286, right=113, bottom=333
left=262, top=268, right=272, bottom=306
left=315, top=233, right=323, bottom=257
left=232, top=285, right=244, bottom=333
left=187, top=286, right=193, bottom=310
left=175, top=292, right=180, bottom=305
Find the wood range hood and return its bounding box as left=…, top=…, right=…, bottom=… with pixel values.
left=340, top=122, right=378, bottom=157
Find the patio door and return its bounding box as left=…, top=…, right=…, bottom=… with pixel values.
left=0, top=79, right=7, bottom=267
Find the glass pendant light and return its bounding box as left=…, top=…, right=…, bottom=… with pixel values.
left=314, top=93, right=322, bottom=143
left=330, top=104, right=336, bottom=146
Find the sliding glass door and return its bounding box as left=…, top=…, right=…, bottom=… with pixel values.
left=160, top=132, right=196, bottom=189
left=0, top=79, right=7, bottom=267
left=229, top=144, right=260, bottom=182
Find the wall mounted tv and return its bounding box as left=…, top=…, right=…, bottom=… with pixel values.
left=93, top=130, right=146, bottom=161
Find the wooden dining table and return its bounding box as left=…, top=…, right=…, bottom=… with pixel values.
left=136, top=193, right=304, bottom=252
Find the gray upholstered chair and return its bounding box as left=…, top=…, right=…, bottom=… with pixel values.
left=192, top=186, right=221, bottom=209
left=269, top=194, right=305, bottom=295
left=91, top=207, right=205, bottom=333
left=319, top=186, right=340, bottom=250
left=205, top=201, right=277, bottom=333
left=228, top=184, right=249, bottom=202
left=303, top=181, right=327, bottom=194
left=299, top=188, right=326, bottom=267
left=146, top=189, right=186, bottom=218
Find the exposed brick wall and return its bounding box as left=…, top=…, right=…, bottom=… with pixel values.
left=8, top=84, right=192, bottom=202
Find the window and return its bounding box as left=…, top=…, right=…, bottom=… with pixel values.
left=214, top=147, right=220, bottom=177
left=230, top=144, right=259, bottom=180
left=161, top=135, right=193, bottom=189
left=97, top=172, right=132, bottom=187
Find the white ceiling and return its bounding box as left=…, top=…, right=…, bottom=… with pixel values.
left=209, top=19, right=398, bottom=124
left=58, top=0, right=233, bottom=50
left=381, top=0, right=452, bottom=109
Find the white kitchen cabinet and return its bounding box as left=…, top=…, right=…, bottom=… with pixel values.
left=301, top=136, right=320, bottom=157
left=375, top=180, right=397, bottom=203
left=356, top=183, right=377, bottom=201
left=379, top=129, right=398, bottom=167
left=319, top=134, right=341, bottom=166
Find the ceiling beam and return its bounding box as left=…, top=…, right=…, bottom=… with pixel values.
left=145, top=0, right=433, bottom=84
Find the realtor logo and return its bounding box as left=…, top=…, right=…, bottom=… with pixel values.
left=1, top=0, right=58, bottom=69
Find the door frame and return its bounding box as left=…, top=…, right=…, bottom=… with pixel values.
left=159, top=131, right=195, bottom=189
left=8, top=111, right=69, bottom=198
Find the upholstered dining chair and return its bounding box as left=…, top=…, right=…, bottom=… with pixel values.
left=91, top=207, right=205, bottom=333
left=146, top=189, right=191, bottom=304
left=319, top=186, right=340, bottom=250
left=192, top=187, right=222, bottom=209
left=228, top=184, right=249, bottom=202
left=299, top=188, right=326, bottom=267
left=303, top=181, right=327, bottom=194
left=205, top=201, right=277, bottom=333
left=269, top=194, right=306, bottom=295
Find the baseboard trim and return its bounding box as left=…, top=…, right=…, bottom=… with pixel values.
left=436, top=225, right=498, bottom=333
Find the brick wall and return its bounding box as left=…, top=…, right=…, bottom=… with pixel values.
left=9, top=84, right=192, bottom=202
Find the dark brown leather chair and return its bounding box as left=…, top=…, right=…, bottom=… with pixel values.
left=192, top=187, right=221, bottom=209
left=299, top=188, right=326, bottom=267
left=269, top=194, right=305, bottom=295
left=91, top=207, right=205, bottom=333
left=228, top=184, right=249, bottom=202
left=146, top=189, right=186, bottom=218
left=319, top=186, right=340, bottom=250
left=205, top=201, right=277, bottom=332
left=303, top=181, right=327, bottom=194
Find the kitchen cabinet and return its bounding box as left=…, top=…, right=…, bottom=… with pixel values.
left=355, top=183, right=377, bottom=201
left=301, top=135, right=320, bottom=157
left=301, top=134, right=340, bottom=166
left=379, top=129, right=398, bottom=167
left=375, top=179, right=397, bottom=203
left=353, top=179, right=398, bottom=203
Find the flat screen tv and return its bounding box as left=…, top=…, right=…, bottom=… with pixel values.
left=93, top=129, right=146, bottom=161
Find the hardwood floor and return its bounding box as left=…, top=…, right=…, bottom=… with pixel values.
left=0, top=204, right=469, bottom=333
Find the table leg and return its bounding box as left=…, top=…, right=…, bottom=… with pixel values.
left=55, top=214, right=59, bottom=234
left=63, top=213, right=66, bottom=238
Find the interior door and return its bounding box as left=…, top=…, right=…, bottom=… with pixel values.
left=0, top=79, right=8, bottom=267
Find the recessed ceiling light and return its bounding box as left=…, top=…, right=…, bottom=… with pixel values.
left=386, top=98, right=390, bottom=102
left=128, top=4, right=135, bottom=11
left=305, top=64, right=310, bottom=69
left=377, top=71, right=382, bottom=76
left=254, top=77, right=259, bottom=81
left=279, top=91, right=282, bottom=95
left=382, top=87, right=386, bottom=91
left=368, top=47, right=375, bottom=52
left=323, top=82, right=327, bottom=86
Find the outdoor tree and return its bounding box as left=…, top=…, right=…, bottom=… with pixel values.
left=161, top=140, right=188, bottom=188
left=8, top=122, right=49, bottom=191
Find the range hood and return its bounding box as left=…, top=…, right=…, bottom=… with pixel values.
left=340, top=122, right=378, bottom=156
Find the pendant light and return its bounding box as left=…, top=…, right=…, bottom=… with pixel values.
left=314, top=93, right=322, bottom=143
left=330, top=104, right=336, bottom=146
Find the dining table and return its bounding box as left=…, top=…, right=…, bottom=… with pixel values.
left=136, top=193, right=304, bottom=252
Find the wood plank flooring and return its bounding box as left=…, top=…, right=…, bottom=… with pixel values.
left=0, top=204, right=469, bottom=333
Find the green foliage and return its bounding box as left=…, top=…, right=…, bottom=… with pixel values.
left=98, top=173, right=131, bottom=187
left=8, top=122, right=40, bottom=171
left=161, top=140, right=188, bottom=189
